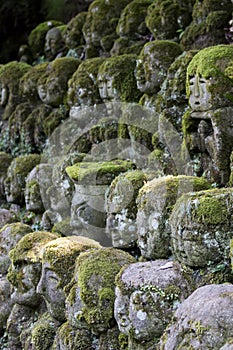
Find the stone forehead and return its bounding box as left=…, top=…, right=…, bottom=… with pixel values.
left=119, top=260, right=182, bottom=290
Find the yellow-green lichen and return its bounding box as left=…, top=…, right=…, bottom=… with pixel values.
left=42, top=236, right=101, bottom=288
left=66, top=159, right=136, bottom=185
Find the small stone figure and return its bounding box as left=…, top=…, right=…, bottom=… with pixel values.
left=44, top=27, right=68, bottom=61
left=184, top=44, right=233, bottom=184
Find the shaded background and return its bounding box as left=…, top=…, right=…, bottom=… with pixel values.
left=0, top=0, right=93, bottom=63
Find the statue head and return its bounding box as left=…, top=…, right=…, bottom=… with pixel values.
left=65, top=248, right=135, bottom=334
left=186, top=45, right=233, bottom=111
left=115, top=260, right=191, bottom=345
left=44, top=27, right=64, bottom=61
left=37, top=57, right=81, bottom=107
left=7, top=231, right=59, bottom=307
left=98, top=54, right=141, bottom=114
left=67, top=57, right=104, bottom=111
left=135, top=40, right=182, bottom=94
left=36, top=236, right=101, bottom=322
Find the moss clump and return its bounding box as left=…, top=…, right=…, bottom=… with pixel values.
left=42, top=236, right=101, bottom=288
left=9, top=231, right=60, bottom=263
left=145, top=0, right=193, bottom=40
left=186, top=45, right=233, bottom=98
left=66, top=159, right=136, bottom=185
left=31, top=312, right=57, bottom=350
left=64, top=12, right=87, bottom=49
left=0, top=61, right=31, bottom=88
left=55, top=321, right=92, bottom=350
left=8, top=154, right=41, bottom=178
left=98, top=54, right=142, bottom=102
left=194, top=192, right=229, bottom=226
left=28, top=20, right=64, bottom=57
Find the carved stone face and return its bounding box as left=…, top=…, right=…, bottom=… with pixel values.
left=45, top=28, right=63, bottom=60
left=65, top=283, right=87, bottom=329
left=37, top=261, right=66, bottom=321
left=135, top=54, right=164, bottom=95
left=188, top=75, right=214, bottom=111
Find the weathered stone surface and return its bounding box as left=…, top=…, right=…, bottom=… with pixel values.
left=171, top=188, right=233, bottom=267
left=158, top=284, right=233, bottom=350
left=136, top=175, right=211, bottom=260
left=115, top=259, right=192, bottom=349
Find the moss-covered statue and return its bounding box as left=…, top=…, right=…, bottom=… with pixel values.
left=36, top=236, right=101, bottom=323
left=135, top=40, right=182, bottom=110
left=115, top=259, right=192, bottom=350
left=4, top=154, right=41, bottom=205
left=37, top=57, right=81, bottom=108
left=6, top=63, right=49, bottom=155
left=27, top=21, right=64, bottom=64
left=0, top=223, right=32, bottom=335
left=6, top=231, right=59, bottom=349
left=24, top=164, right=53, bottom=216
left=82, top=0, right=132, bottom=58
left=106, top=170, right=147, bottom=252
left=145, top=0, right=194, bottom=42
left=0, top=61, right=31, bottom=121
left=44, top=27, right=68, bottom=61
left=63, top=12, right=87, bottom=59
left=63, top=248, right=135, bottom=348
left=170, top=187, right=233, bottom=268
left=111, top=0, right=153, bottom=56
left=183, top=44, right=233, bottom=185
left=67, top=57, right=105, bottom=115
left=98, top=54, right=141, bottom=115
left=0, top=152, right=12, bottom=199
left=180, top=0, right=232, bottom=50
left=66, top=159, right=135, bottom=245
left=158, top=284, right=233, bottom=350
left=136, top=175, right=211, bottom=260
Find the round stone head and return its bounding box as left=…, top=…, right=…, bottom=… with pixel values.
left=67, top=57, right=105, bottom=110
left=37, top=57, right=80, bottom=107
left=98, top=54, right=141, bottom=114
left=65, top=247, right=135, bottom=334
left=0, top=223, right=32, bottom=275
left=63, top=12, right=87, bottom=50
left=4, top=154, right=41, bottom=205
left=135, top=40, right=182, bottom=94
left=36, top=236, right=101, bottom=322
left=7, top=231, right=59, bottom=307
left=115, top=260, right=191, bottom=344
left=186, top=44, right=233, bottom=111
left=44, top=27, right=65, bottom=61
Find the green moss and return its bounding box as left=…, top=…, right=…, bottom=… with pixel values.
left=28, top=20, right=64, bottom=57
left=0, top=61, right=31, bottom=86
left=186, top=45, right=233, bottom=97
left=66, top=159, right=136, bottom=185
left=42, top=236, right=101, bottom=288
left=19, top=62, right=49, bottom=99
left=98, top=54, right=142, bottom=102
left=118, top=333, right=128, bottom=349
left=195, top=195, right=228, bottom=225
left=31, top=312, right=57, bottom=350
left=75, top=248, right=135, bottom=328
left=55, top=321, right=92, bottom=350
left=9, top=231, right=59, bottom=263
